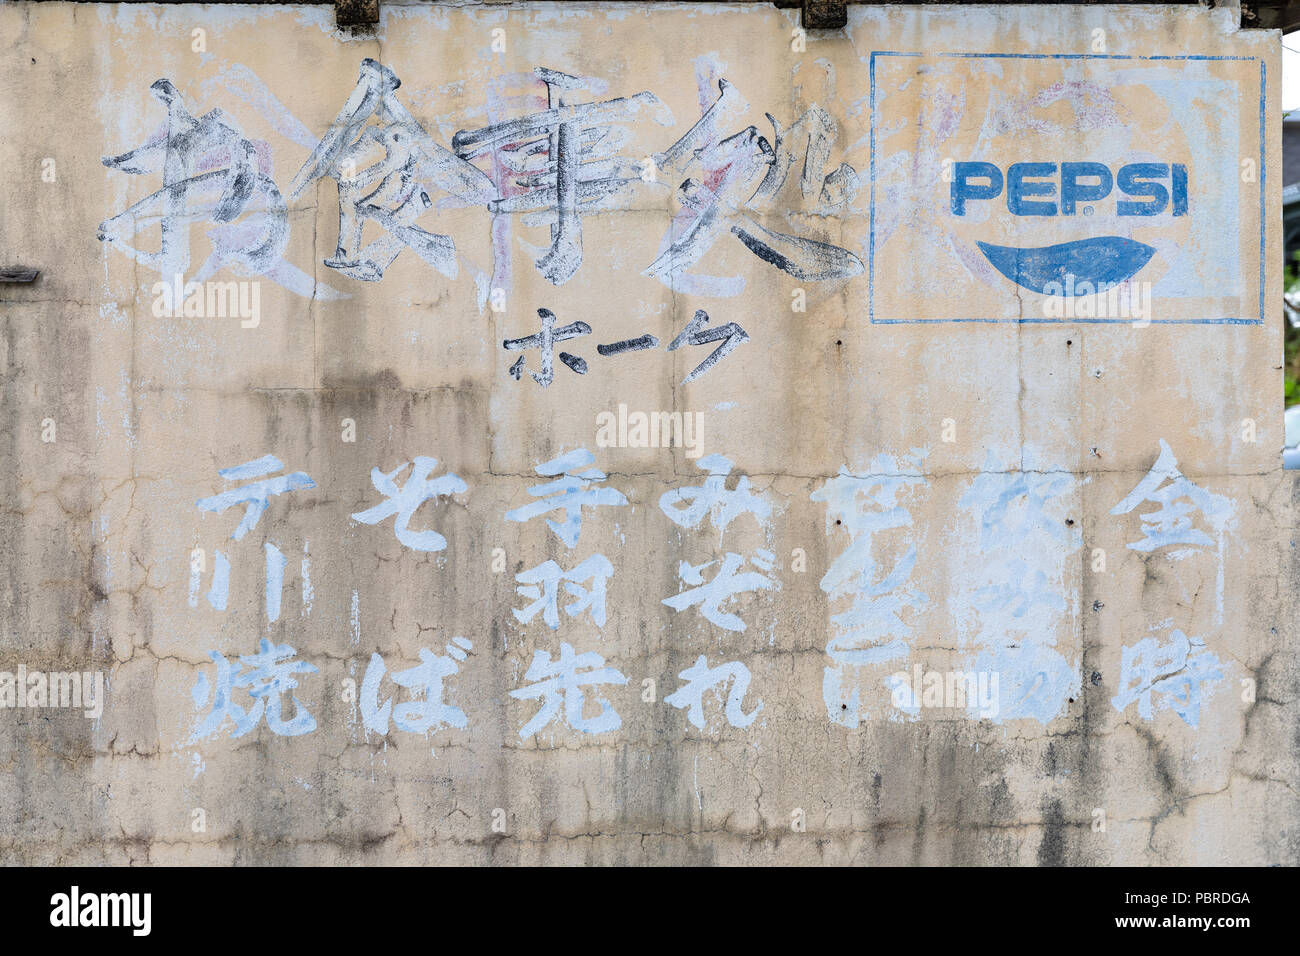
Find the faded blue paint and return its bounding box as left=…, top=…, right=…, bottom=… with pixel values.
left=976, top=237, right=1156, bottom=295
left=505, top=448, right=628, bottom=548
left=190, top=639, right=318, bottom=741
left=351, top=456, right=467, bottom=552
left=514, top=554, right=614, bottom=629
left=510, top=642, right=628, bottom=738
left=207, top=550, right=230, bottom=611
left=196, top=455, right=315, bottom=540
left=664, top=655, right=761, bottom=730
left=953, top=450, right=1081, bottom=724
left=1112, top=629, right=1226, bottom=727
left=265, top=542, right=286, bottom=623
left=658, top=453, right=771, bottom=532
left=811, top=455, right=928, bottom=726
left=662, top=550, right=778, bottom=632
left=361, top=646, right=469, bottom=736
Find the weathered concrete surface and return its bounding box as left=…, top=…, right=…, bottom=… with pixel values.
left=0, top=1, right=1295, bottom=865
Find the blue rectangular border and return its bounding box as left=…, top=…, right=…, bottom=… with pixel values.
left=867, top=51, right=1267, bottom=326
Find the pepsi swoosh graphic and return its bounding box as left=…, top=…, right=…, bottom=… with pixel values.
left=976, top=237, right=1157, bottom=295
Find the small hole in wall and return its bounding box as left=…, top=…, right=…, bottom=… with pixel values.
left=1065, top=518, right=1075, bottom=526
left=836, top=339, right=842, bottom=346
left=1066, top=339, right=1072, bottom=346
left=841, top=704, right=847, bottom=710
left=836, top=519, right=842, bottom=525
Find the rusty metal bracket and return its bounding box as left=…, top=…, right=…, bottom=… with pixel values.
left=802, top=0, right=847, bottom=31
left=335, top=0, right=378, bottom=27
left=1242, top=0, right=1300, bottom=30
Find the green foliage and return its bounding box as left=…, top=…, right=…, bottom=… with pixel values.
left=1286, top=251, right=1300, bottom=406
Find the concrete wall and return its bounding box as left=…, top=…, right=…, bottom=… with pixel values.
left=0, top=0, right=1294, bottom=865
